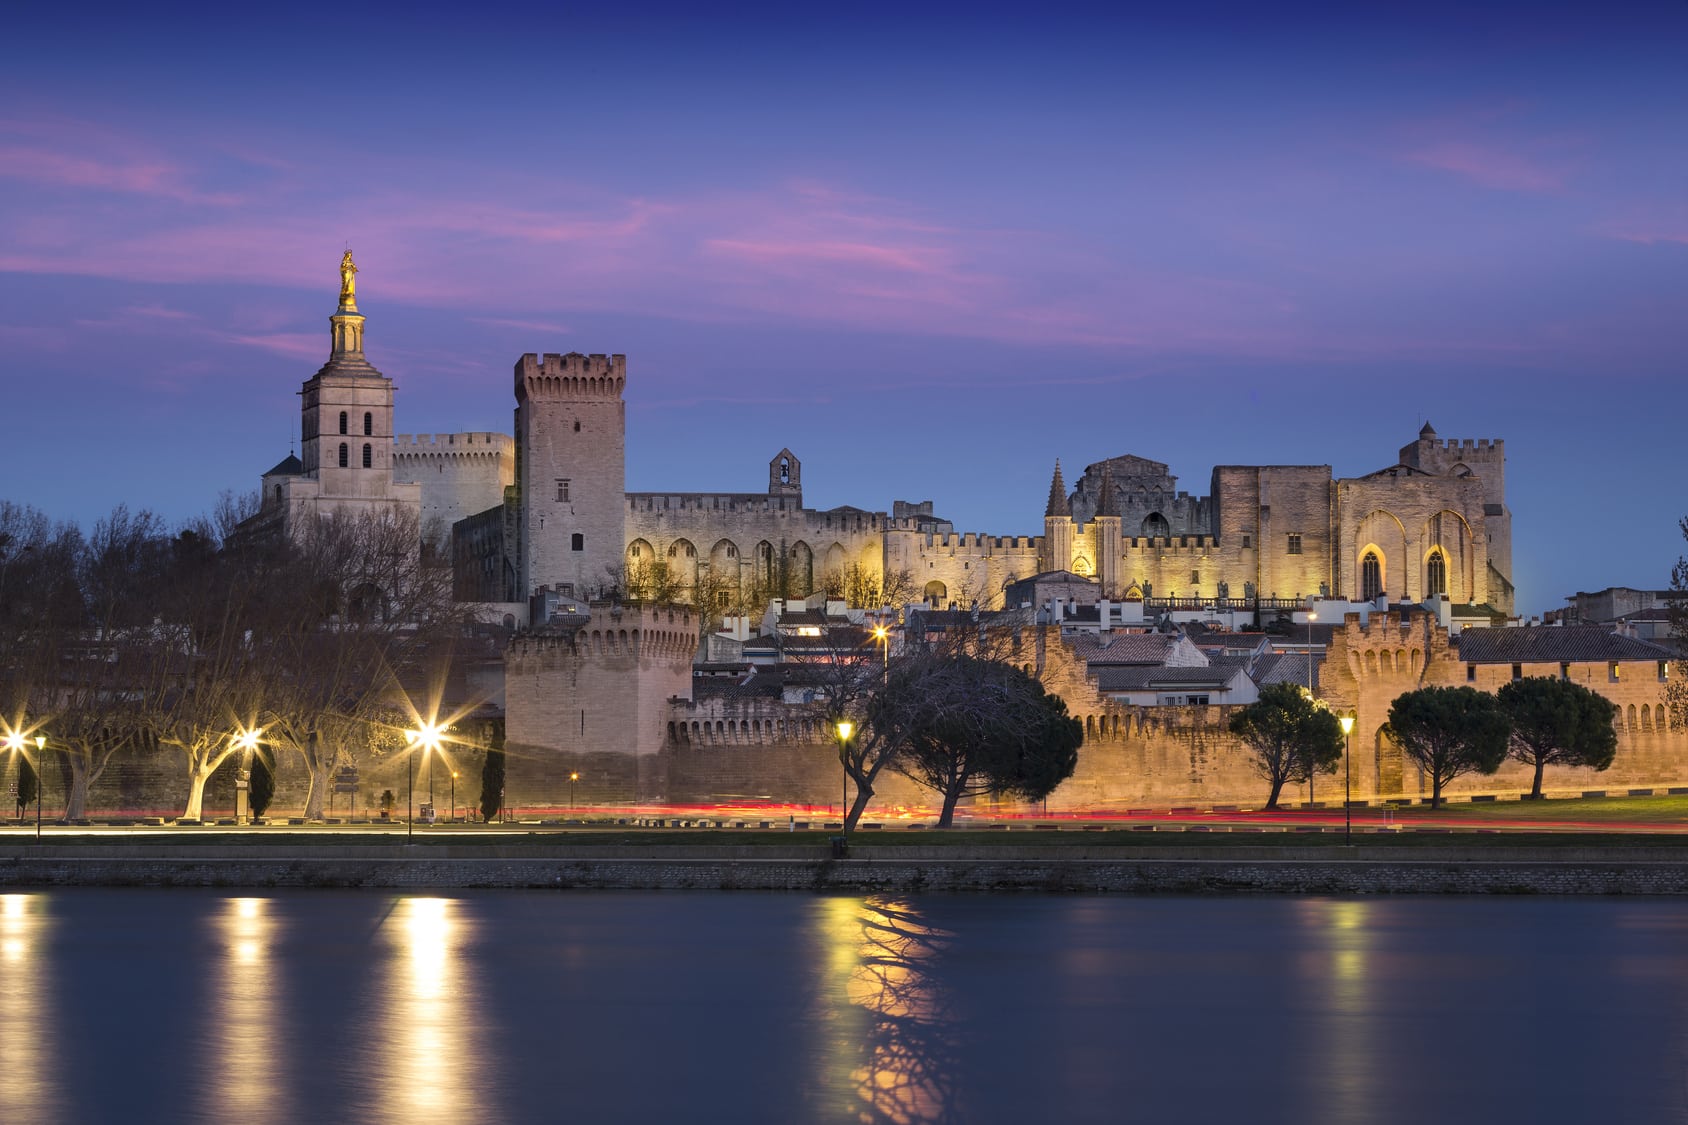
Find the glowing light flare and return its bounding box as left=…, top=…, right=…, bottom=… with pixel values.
left=1340, top=714, right=1355, bottom=735
left=232, top=726, right=263, bottom=753
left=836, top=720, right=855, bottom=742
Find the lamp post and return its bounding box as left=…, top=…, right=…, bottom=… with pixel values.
left=1340, top=714, right=1355, bottom=846
left=232, top=727, right=260, bottom=826
left=835, top=719, right=854, bottom=841
left=33, top=735, right=44, bottom=840
left=872, top=624, right=890, bottom=685
left=1307, top=610, right=1317, bottom=808
left=404, top=722, right=444, bottom=841
left=569, top=770, right=579, bottom=811
left=451, top=771, right=458, bottom=823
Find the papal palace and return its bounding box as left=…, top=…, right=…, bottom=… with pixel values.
left=220, top=257, right=1680, bottom=816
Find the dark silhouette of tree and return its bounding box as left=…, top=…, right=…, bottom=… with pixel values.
left=248, top=750, right=276, bottom=818
left=886, top=654, right=1081, bottom=827
left=1385, top=685, right=1511, bottom=808
left=1228, top=682, right=1343, bottom=810
left=479, top=718, right=506, bottom=823
left=1497, top=677, right=1619, bottom=798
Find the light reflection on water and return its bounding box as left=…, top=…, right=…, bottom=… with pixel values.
left=200, top=897, right=288, bottom=1124
left=1297, top=899, right=1376, bottom=1125
left=370, top=896, right=475, bottom=1123
left=816, top=896, right=960, bottom=1125
left=0, top=894, right=56, bottom=1123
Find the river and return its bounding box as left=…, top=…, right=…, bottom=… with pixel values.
left=0, top=890, right=1683, bottom=1123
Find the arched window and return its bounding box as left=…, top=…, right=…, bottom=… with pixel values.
left=1141, top=513, right=1170, bottom=539
left=363, top=412, right=373, bottom=436
left=362, top=443, right=372, bottom=468
left=1361, top=551, right=1382, bottom=601
left=924, top=579, right=947, bottom=607
left=339, top=411, right=348, bottom=435
left=338, top=443, right=348, bottom=468
left=1425, top=550, right=1447, bottom=597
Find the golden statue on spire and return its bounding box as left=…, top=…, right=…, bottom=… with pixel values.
left=339, top=249, right=358, bottom=306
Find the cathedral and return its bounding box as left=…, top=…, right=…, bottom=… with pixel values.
left=252, top=258, right=1516, bottom=623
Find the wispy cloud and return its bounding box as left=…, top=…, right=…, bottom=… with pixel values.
left=471, top=316, right=572, bottom=334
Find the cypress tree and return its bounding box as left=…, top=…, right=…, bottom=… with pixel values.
left=479, top=718, right=506, bottom=823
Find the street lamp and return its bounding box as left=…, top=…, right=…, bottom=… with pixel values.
left=835, top=719, right=854, bottom=841
left=405, top=722, right=444, bottom=841
left=32, top=736, right=44, bottom=839
left=3, top=730, right=44, bottom=840
left=872, top=624, right=890, bottom=685
left=1306, top=610, right=1318, bottom=808
left=232, top=727, right=261, bottom=826
left=451, top=771, right=458, bottom=823
left=569, top=770, right=579, bottom=811
left=1340, top=714, right=1355, bottom=846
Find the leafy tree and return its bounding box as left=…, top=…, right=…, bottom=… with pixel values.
left=886, top=654, right=1082, bottom=827
left=1227, top=682, right=1344, bottom=810
left=1497, top=677, right=1619, bottom=798
left=1667, top=517, right=1688, bottom=728
left=1385, top=685, right=1511, bottom=808
left=248, top=750, right=276, bottom=818
left=479, top=719, right=506, bottom=823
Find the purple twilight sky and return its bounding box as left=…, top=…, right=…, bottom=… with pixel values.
left=1, top=3, right=1685, bottom=615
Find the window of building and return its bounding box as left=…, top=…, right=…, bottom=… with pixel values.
left=1361, top=551, right=1382, bottom=601
left=1466, top=663, right=1476, bottom=682
left=1561, top=662, right=1571, bottom=681
left=1241, top=534, right=1252, bottom=548
left=1191, top=570, right=1200, bottom=585
left=1610, top=662, right=1621, bottom=682
left=1660, top=661, right=1671, bottom=682
left=556, top=479, right=570, bottom=502
left=339, top=411, right=348, bottom=435
left=1426, top=550, right=1447, bottom=598
left=1511, top=663, right=1522, bottom=681
left=362, top=443, right=372, bottom=468
left=363, top=412, right=373, bottom=436
left=574, top=419, right=581, bottom=432
left=338, top=443, right=348, bottom=468
left=571, top=533, right=584, bottom=552
left=1287, top=534, right=1302, bottom=555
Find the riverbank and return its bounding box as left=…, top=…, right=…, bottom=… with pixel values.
left=6, top=842, right=1688, bottom=894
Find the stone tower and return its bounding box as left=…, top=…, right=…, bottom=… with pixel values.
left=513, top=352, right=627, bottom=599
left=299, top=256, right=399, bottom=495
left=252, top=253, right=420, bottom=534
left=1041, top=459, right=1075, bottom=574
left=1092, top=462, right=1122, bottom=593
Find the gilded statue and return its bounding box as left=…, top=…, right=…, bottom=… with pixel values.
left=339, top=249, right=358, bottom=304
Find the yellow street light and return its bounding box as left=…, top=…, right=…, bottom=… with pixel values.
left=835, top=720, right=855, bottom=842
left=1340, top=713, right=1356, bottom=846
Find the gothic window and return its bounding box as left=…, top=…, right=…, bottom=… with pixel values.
left=1425, top=550, right=1447, bottom=597
left=338, top=443, right=348, bottom=468
left=669, top=540, right=696, bottom=558
left=1141, top=513, right=1170, bottom=539
left=1287, top=534, right=1303, bottom=555
left=362, top=443, right=372, bottom=468
left=363, top=412, right=373, bottom=436
left=1361, top=551, right=1382, bottom=600
left=556, top=479, right=570, bottom=502
left=339, top=411, right=348, bottom=435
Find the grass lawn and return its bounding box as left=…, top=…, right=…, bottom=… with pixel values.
left=1392, top=794, right=1688, bottom=825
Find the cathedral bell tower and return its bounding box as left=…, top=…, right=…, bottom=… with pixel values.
left=299, top=250, right=398, bottom=497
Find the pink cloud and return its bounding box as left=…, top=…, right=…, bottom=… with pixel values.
left=471, top=317, right=572, bottom=334
left=226, top=333, right=325, bottom=362
left=1401, top=141, right=1566, bottom=192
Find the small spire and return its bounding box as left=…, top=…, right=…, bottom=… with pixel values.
left=1419, top=420, right=1437, bottom=438
left=1096, top=461, right=1119, bottom=519
left=1045, top=460, right=1070, bottom=519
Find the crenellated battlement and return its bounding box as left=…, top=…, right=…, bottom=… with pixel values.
left=515, top=351, right=627, bottom=401
left=510, top=602, right=698, bottom=664
left=392, top=431, right=514, bottom=463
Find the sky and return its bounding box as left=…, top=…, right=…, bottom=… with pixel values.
left=1, top=2, right=1684, bottom=615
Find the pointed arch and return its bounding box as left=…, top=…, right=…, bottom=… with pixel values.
left=789, top=541, right=814, bottom=597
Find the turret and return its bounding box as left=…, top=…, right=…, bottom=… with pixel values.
left=1041, top=459, right=1075, bottom=573
left=1092, top=461, right=1122, bottom=593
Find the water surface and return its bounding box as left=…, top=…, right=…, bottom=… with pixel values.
left=1, top=890, right=1685, bottom=1123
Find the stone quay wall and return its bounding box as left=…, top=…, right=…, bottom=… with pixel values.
left=8, top=845, right=1688, bottom=895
